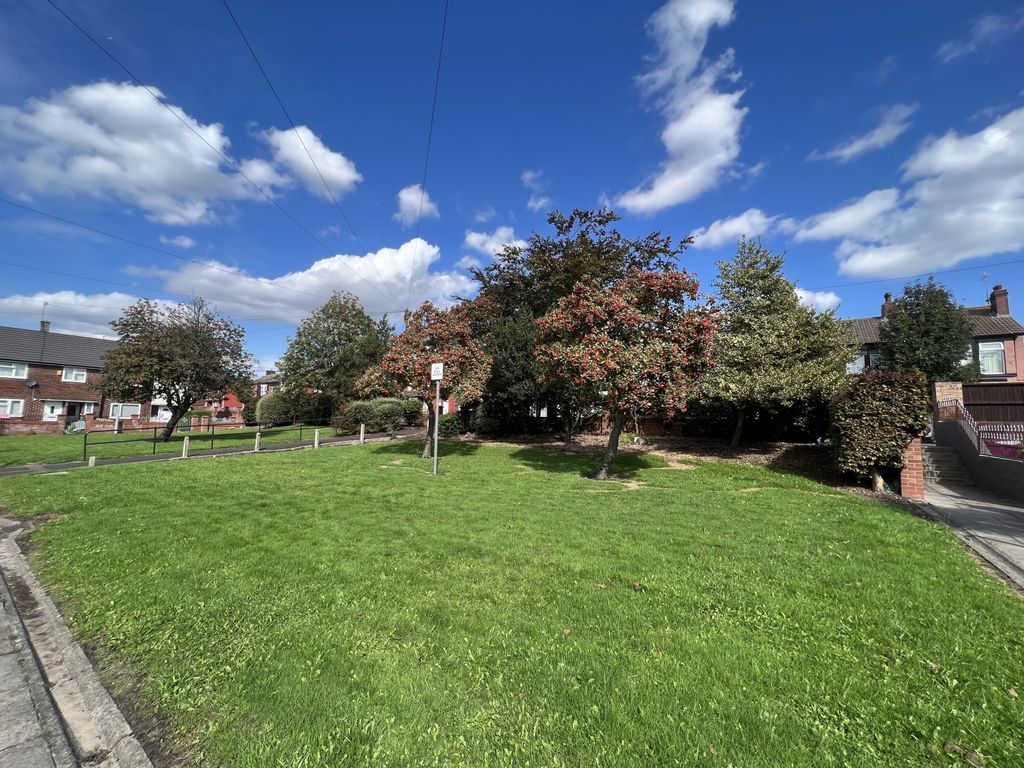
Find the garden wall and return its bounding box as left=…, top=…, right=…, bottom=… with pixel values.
left=934, top=421, right=1024, bottom=503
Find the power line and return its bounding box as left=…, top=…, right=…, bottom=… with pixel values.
left=43, top=0, right=396, bottom=308
left=808, top=255, right=1024, bottom=293
left=415, top=0, right=450, bottom=241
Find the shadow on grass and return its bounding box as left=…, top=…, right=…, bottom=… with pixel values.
left=510, top=446, right=661, bottom=480
left=371, top=439, right=483, bottom=459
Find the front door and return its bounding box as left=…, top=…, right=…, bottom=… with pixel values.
left=42, top=400, right=64, bottom=422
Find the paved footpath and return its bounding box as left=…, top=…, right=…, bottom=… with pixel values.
left=922, top=481, right=1024, bottom=590
left=0, top=522, right=76, bottom=768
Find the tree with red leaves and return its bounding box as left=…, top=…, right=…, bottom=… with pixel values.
left=536, top=270, right=717, bottom=479
left=356, top=301, right=492, bottom=458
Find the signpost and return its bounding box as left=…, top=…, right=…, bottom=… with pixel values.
left=431, top=363, right=443, bottom=476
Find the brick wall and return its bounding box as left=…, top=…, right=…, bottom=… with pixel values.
left=900, top=435, right=925, bottom=500
left=0, top=363, right=106, bottom=421
left=933, top=381, right=963, bottom=404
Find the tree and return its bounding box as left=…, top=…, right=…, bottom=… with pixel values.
left=700, top=239, right=855, bottom=447
left=471, top=208, right=688, bottom=438
left=535, top=270, right=717, bottom=480
left=102, top=298, right=255, bottom=440
left=277, top=292, right=392, bottom=412
left=879, top=278, right=978, bottom=382
left=356, top=301, right=492, bottom=458
left=831, top=370, right=931, bottom=491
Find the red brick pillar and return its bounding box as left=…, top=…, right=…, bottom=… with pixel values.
left=900, top=435, right=925, bottom=500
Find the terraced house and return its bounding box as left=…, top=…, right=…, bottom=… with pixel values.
left=0, top=321, right=153, bottom=434
left=848, top=285, right=1024, bottom=381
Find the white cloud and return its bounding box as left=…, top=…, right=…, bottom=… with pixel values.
left=787, top=107, right=1024, bottom=278
left=456, top=254, right=482, bottom=271
left=473, top=206, right=496, bottom=223
left=689, top=208, right=776, bottom=248
left=463, top=225, right=527, bottom=257
left=616, top=0, right=747, bottom=215
left=393, top=183, right=440, bottom=227
left=159, top=234, right=196, bottom=249
left=262, top=125, right=361, bottom=199
left=0, top=81, right=361, bottom=225
left=795, top=288, right=841, bottom=312
left=809, top=104, right=917, bottom=163
left=0, top=290, right=140, bottom=337
left=936, top=8, right=1024, bottom=63
left=521, top=170, right=552, bottom=212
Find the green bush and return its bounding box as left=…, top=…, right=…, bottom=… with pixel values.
left=255, top=392, right=291, bottom=424
left=830, top=370, right=930, bottom=487
left=402, top=398, right=424, bottom=426
left=370, top=398, right=404, bottom=433
left=342, top=400, right=374, bottom=430
left=438, top=412, right=461, bottom=438
left=470, top=405, right=502, bottom=435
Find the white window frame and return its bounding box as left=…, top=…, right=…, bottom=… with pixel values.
left=0, top=398, right=25, bottom=417
left=61, top=366, right=88, bottom=383
left=978, top=341, right=1007, bottom=375
left=846, top=355, right=866, bottom=375
left=0, top=361, right=28, bottom=379
left=83, top=403, right=95, bottom=415
left=109, top=402, right=142, bottom=419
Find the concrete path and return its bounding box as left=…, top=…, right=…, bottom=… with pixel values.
left=923, top=481, right=1024, bottom=590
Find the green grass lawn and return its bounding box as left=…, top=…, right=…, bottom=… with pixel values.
left=0, top=423, right=349, bottom=467
left=0, top=442, right=1021, bottom=767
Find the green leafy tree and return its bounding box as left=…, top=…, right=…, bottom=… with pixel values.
left=472, top=208, right=687, bottom=438
left=102, top=298, right=255, bottom=440
left=356, top=300, right=492, bottom=458
left=277, top=292, right=392, bottom=412
left=879, top=278, right=978, bottom=382
left=700, top=239, right=854, bottom=447
left=831, top=370, right=931, bottom=491
left=536, top=270, right=717, bottom=480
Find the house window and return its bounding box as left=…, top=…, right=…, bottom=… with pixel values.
left=61, top=367, right=87, bottom=382
left=867, top=349, right=884, bottom=368
left=846, top=355, right=866, bottom=374
left=978, top=341, right=1007, bottom=375
left=83, top=403, right=95, bottom=415
left=0, top=399, right=25, bottom=417
left=108, top=403, right=142, bottom=419
left=0, top=361, right=28, bottom=379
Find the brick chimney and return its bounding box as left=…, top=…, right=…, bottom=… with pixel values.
left=881, top=292, right=893, bottom=318
left=40, top=319, right=51, bottom=333
left=989, top=284, right=1009, bottom=316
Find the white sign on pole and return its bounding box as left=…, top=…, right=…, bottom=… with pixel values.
left=430, top=362, right=444, bottom=381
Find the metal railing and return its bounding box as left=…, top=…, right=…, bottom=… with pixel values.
left=81, top=418, right=345, bottom=462
left=936, top=398, right=1023, bottom=461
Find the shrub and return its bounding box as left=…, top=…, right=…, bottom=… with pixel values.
left=438, top=412, right=461, bottom=438
left=343, top=400, right=374, bottom=430
left=830, top=370, right=930, bottom=490
left=255, top=392, right=291, bottom=424
left=402, top=398, right=424, bottom=426
left=370, top=398, right=404, bottom=433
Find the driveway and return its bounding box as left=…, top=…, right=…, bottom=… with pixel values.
left=924, top=481, right=1024, bottom=590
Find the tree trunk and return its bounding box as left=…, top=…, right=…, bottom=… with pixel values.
left=871, top=469, right=885, bottom=493
left=562, top=405, right=575, bottom=445
left=161, top=402, right=190, bottom=441
left=422, top=399, right=435, bottom=459
left=730, top=407, right=746, bottom=449
left=595, top=411, right=626, bottom=480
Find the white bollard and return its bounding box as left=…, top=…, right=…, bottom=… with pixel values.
left=88, top=456, right=96, bottom=468
left=314, top=428, right=321, bottom=449
left=181, top=435, right=189, bottom=459
left=359, top=423, right=365, bottom=444
left=254, top=432, right=261, bottom=452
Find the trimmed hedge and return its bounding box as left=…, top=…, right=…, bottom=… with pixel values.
left=341, top=398, right=405, bottom=433
left=255, top=392, right=291, bottom=424
left=830, top=370, right=930, bottom=484
left=402, top=398, right=424, bottom=426
left=438, top=412, right=461, bottom=438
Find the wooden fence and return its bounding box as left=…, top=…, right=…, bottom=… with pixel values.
left=962, top=382, right=1024, bottom=422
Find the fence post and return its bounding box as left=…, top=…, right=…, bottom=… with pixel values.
left=314, top=428, right=321, bottom=449
left=211, top=423, right=216, bottom=451
left=255, top=432, right=261, bottom=452
left=299, top=423, right=304, bottom=443
left=359, top=423, right=365, bottom=444
left=88, top=456, right=96, bottom=468
left=82, top=431, right=88, bottom=462
left=182, top=435, right=190, bottom=459
left=153, top=426, right=158, bottom=455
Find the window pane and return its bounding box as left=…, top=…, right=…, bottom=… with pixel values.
left=846, top=356, right=865, bottom=374
left=978, top=342, right=1006, bottom=375
left=0, top=361, right=27, bottom=378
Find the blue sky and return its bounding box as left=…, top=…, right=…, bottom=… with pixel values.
left=1, top=0, right=1023, bottom=370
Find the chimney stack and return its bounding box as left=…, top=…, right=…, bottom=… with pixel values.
left=40, top=319, right=51, bottom=333
left=989, top=284, right=1009, bottom=316
left=265, top=369, right=275, bottom=376
left=881, top=292, right=893, bottom=318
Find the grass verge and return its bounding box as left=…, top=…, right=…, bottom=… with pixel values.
left=0, top=442, right=1020, bottom=766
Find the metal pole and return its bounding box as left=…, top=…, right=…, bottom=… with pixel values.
left=83, top=430, right=87, bottom=462
left=211, top=423, right=215, bottom=451
left=433, top=380, right=440, bottom=476
left=153, top=426, right=157, bottom=455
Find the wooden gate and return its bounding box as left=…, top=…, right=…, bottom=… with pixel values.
left=962, top=382, right=1024, bottom=422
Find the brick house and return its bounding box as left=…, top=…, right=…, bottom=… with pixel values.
left=847, top=285, right=1024, bottom=382
left=0, top=322, right=151, bottom=434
